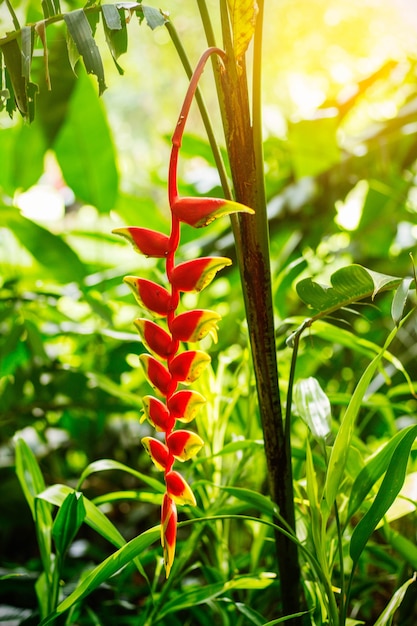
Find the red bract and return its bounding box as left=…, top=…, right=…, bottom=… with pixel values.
left=171, top=196, right=254, bottom=228
left=170, top=257, right=232, bottom=292
left=134, top=319, right=174, bottom=359
left=169, top=350, right=211, bottom=385
left=113, top=227, right=170, bottom=258
left=142, top=395, right=175, bottom=432
left=142, top=437, right=171, bottom=471
left=139, top=354, right=171, bottom=396
left=167, top=430, right=204, bottom=461
left=170, top=309, right=221, bottom=343
left=166, top=470, right=196, bottom=506
left=168, top=389, right=206, bottom=423
left=114, top=48, right=253, bottom=578
left=124, top=277, right=171, bottom=316
left=161, top=494, right=177, bottom=578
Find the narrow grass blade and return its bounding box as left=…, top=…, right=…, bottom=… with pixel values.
left=373, top=573, right=416, bottom=626
left=39, top=526, right=160, bottom=625
left=347, top=424, right=417, bottom=520
left=76, top=458, right=165, bottom=493
left=64, top=9, right=106, bottom=94
left=350, top=427, right=417, bottom=564
left=324, top=322, right=402, bottom=511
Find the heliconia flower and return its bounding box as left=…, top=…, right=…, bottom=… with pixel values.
left=161, top=494, right=177, bottom=578
left=134, top=318, right=174, bottom=359
left=170, top=309, right=221, bottom=343
left=166, top=470, right=197, bottom=506
left=171, top=196, right=254, bottom=228
left=142, top=437, right=171, bottom=471
left=170, top=257, right=232, bottom=292
left=114, top=48, right=239, bottom=578
left=142, top=395, right=175, bottom=432
left=139, top=354, right=172, bottom=396
left=124, top=277, right=171, bottom=316
left=167, top=389, right=206, bottom=423
left=112, top=227, right=170, bottom=258
left=167, top=429, right=204, bottom=461
left=169, top=350, right=211, bottom=385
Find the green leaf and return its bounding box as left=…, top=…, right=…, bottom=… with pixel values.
left=2, top=39, right=27, bottom=116
left=216, top=486, right=277, bottom=517
left=39, top=484, right=130, bottom=549
left=0, top=206, right=88, bottom=283
left=53, top=70, right=119, bottom=213
left=39, top=526, right=160, bottom=625
left=158, top=575, right=275, bottom=620
left=102, top=4, right=127, bottom=73
left=289, top=113, right=340, bottom=179
left=262, top=612, right=312, bottom=626
left=14, top=437, right=53, bottom=581
left=391, top=277, right=413, bottom=326
left=64, top=9, right=106, bottom=95
left=76, top=458, right=166, bottom=494
left=293, top=377, right=331, bottom=440
left=21, top=26, right=34, bottom=82
left=349, top=427, right=417, bottom=564
left=227, top=0, right=259, bottom=61
left=347, top=425, right=417, bottom=520
left=52, top=491, right=86, bottom=558
left=296, top=264, right=402, bottom=315
left=385, top=528, right=417, bottom=570
left=142, top=5, right=166, bottom=30
left=373, top=574, right=416, bottom=626
left=324, top=319, right=406, bottom=512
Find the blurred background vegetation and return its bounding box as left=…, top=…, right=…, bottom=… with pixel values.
left=1, top=0, right=417, bottom=623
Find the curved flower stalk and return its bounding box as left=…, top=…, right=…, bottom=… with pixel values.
left=114, top=48, right=254, bottom=578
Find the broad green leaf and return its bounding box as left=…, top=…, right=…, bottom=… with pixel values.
left=373, top=574, right=416, bottom=626
left=391, top=277, right=413, bottom=326
left=0, top=122, right=46, bottom=191
left=64, top=9, right=106, bottom=95
left=324, top=317, right=407, bottom=511
left=293, top=377, right=331, bottom=440
left=39, top=484, right=130, bottom=549
left=288, top=113, right=340, bottom=179
left=347, top=425, right=417, bottom=520
left=34, top=30, right=77, bottom=145
left=76, top=458, right=165, bottom=494
left=349, top=427, right=417, bottom=564
left=227, top=0, right=259, bottom=61
left=142, top=5, right=166, bottom=30
left=296, top=264, right=402, bottom=315
left=0, top=206, right=88, bottom=283
left=378, top=471, right=417, bottom=525
left=53, top=70, right=119, bottom=213
left=52, top=491, right=86, bottom=558
left=39, top=526, right=160, bottom=625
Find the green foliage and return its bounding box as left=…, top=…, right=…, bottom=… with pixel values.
left=1, top=1, right=417, bottom=625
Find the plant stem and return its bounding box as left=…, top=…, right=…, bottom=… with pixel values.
left=165, top=20, right=232, bottom=200
left=216, top=16, right=302, bottom=626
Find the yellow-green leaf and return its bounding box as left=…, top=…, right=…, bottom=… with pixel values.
left=227, top=0, right=259, bottom=61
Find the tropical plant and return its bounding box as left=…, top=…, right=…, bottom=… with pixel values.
left=1, top=1, right=417, bottom=625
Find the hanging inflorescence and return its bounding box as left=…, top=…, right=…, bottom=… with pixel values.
left=113, top=48, right=253, bottom=577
